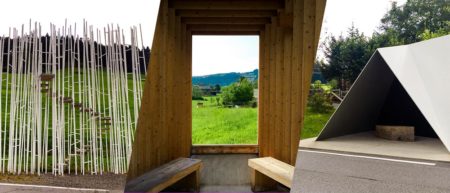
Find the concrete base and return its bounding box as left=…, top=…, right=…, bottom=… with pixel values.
left=191, top=154, right=287, bottom=192
left=300, top=131, right=450, bottom=162
left=200, top=185, right=252, bottom=192
left=191, top=154, right=255, bottom=192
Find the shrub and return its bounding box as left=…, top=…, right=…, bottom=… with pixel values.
left=192, top=85, right=204, bottom=100
left=308, top=92, right=334, bottom=113
left=222, top=77, right=254, bottom=106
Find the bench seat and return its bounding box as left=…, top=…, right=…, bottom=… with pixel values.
left=125, top=158, right=202, bottom=192
left=248, top=157, right=294, bottom=191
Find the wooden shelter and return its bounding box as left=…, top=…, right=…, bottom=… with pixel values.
left=127, top=0, right=326, bottom=189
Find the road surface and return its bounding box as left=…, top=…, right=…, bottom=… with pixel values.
left=292, top=149, right=450, bottom=193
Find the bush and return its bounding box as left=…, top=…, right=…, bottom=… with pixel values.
left=192, top=85, right=204, bottom=100
left=308, top=92, right=334, bottom=113
left=222, top=77, right=254, bottom=106
left=329, top=79, right=338, bottom=89
left=250, top=100, right=258, bottom=108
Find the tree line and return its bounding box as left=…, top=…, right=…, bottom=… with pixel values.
left=0, top=34, right=150, bottom=73
left=320, top=0, right=449, bottom=90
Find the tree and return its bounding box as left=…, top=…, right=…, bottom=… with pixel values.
left=379, top=0, right=450, bottom=44
left=214, top=84, right=221, bottom=92
left=221, top=77, right=254, bottom=106
left=320, top=25, right=372, bottom=89
left=320, top=0, right=449, bottom=89
left=192, top=85, right=204, bottom=100
left=420, top=28, right=450, bottom=40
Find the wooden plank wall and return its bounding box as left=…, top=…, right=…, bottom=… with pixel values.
left=127, top=0, right=326, bottom=181
left=258, top=0, right=326, bottom=165
left=127, top=1, right=192, bottom=180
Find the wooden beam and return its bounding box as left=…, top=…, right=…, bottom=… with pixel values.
left=182, top=17, right=271, bottom=25
left=186, top=31, right=193, bottom=155
left=192, top=31, right=260, bottom=35
left=274, top=25, right=284, bottom=160
left=187, top=24, right=265, bottom=32
left=258, top=28, right=268, bottom=157
left=290, top=0, right=305, bottom=166
left=170, top=0, right=284, bottom=10
left=177, top=10, right=277, bottom=18
left=282, top=30, right=293, bottom=162
left=268, top=18, right=277, bottom=158
left=191, top=145, right=259, bottom=154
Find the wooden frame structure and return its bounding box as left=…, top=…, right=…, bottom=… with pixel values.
left=128, top=0, right=326, bottom=187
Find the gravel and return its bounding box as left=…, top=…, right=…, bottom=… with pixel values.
left=0, top=173, right=126, bottom=191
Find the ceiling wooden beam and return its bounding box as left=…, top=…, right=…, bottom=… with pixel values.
left=191, top=31, right=261, bottom=35
left=177, top=10, right=277, bottom=18
left=170, top=0, right=284, bottom=10
left=187, top=24, right=265, bottom=32
left=182, top=17, right=271, bottom=25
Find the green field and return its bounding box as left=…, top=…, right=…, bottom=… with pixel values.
left=192, top=97, right=258, bottom=144
left=192, top=96, right=334, bottom=144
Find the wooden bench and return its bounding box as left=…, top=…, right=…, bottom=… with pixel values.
left=125, top=158, right=202, bottom=192
left=248, top=157, right=294, bottom=192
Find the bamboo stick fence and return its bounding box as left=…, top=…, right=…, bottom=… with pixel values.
left=0, top=21, right=147, bottom=175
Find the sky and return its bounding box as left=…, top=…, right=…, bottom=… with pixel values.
left=0, top=0, right=407, bottom=75
left=192, top=36, right=259, bottom=76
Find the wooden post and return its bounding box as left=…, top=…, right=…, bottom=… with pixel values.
left=250, top=168, right=278, bottom=192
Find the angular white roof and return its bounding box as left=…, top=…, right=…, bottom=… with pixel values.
left=317, top=35, right=450, bottom=152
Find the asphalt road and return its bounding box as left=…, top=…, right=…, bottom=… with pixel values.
left=292, top=149, right=450, bottom=193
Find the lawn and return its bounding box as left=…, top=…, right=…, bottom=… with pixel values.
left=192, top=96, right=334, bottom=144
left=301, top=107, right=334, bottom=139
left=192, top=97, right=258, bottom=144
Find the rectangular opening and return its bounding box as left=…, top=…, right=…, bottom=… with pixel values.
left=191, top=35, right=259, bottom=146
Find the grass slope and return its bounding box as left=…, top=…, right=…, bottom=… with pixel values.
left=192, top=96, right=333, bottom=144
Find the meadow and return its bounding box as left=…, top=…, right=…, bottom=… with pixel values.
left=192, top=96, right=334, bottom=144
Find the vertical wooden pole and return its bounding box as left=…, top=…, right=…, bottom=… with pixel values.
left=291, top=0, right=306, bottom=165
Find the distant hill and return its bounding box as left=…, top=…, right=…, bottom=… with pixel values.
left=192, top=68, right=324, bottom=86
left=192, top=69, right=258, bottom=86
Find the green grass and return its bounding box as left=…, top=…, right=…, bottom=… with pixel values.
left=0, top=71, right=144, bottom=163
left=301, top=107, right=334, bottom=139
left=192, top=96, right=334, bottom=144
left=192, top=97, right=257, bottom=144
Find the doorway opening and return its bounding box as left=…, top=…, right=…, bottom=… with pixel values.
left=191, top=35, right=259, bottom=145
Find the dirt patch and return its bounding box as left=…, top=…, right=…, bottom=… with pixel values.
left=0, top=173, right=126, bottom=191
